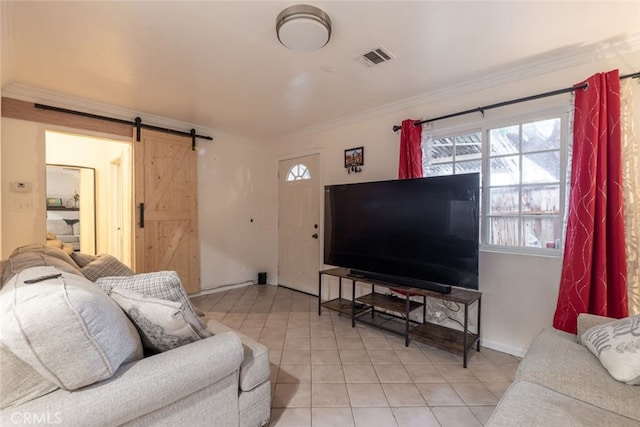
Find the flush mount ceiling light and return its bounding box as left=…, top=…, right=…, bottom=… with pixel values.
left=276, top=4, right=332, bottom=52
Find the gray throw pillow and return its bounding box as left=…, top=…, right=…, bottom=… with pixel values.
left=96, top=271, right=210, bottom=339
left=0, top=266, right=143, bottom=390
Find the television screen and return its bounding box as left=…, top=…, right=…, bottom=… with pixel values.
left=324, top=173, right=480, bottom=291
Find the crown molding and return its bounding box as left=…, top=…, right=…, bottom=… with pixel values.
left=0, top=83, right=262, bottom=146
left=283, top=33, right=640, bottom=139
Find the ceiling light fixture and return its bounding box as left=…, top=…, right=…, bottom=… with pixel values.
left=276, top=4, right=332, bottom=52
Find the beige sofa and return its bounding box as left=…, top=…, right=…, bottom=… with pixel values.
left=0, top=244, right=271, bottom=427
left=487, top=314, right=640, bottom=426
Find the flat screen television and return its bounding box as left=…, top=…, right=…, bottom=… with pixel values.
left=324, top=173, right=480, bottom=293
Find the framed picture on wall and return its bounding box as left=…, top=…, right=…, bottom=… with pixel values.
left=344, top=146, right=364, bottom=168
left=46, top=197, right=63, bottom=207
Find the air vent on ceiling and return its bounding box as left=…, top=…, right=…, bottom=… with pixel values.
left=355, top=46, right=395, bottom=67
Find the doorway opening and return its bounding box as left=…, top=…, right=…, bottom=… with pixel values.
left=45, top=130, right=133, bottom=266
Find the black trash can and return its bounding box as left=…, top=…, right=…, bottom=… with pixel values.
left=257, top=272, right=267, bottom=285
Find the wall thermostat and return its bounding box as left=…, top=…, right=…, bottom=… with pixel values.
left=11, top=181, right=32, bottom=193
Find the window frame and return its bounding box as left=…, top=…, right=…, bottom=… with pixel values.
left=423, top=106, right=571, bottom=256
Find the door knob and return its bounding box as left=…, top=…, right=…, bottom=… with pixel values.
left=312, top=233, right=319, bottom=239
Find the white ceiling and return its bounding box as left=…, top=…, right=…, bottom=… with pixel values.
left=2, top=1, right=639, bottom=140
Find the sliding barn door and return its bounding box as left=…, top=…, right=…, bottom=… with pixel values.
left=134, top=129, right=200, bottom=293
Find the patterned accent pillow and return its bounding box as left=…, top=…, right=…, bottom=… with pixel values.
left=70, top=252, right=97, bottom=268
left=0, top=266, right=143, bottom=390
left=108, top=288, right=201, bottom=352
left=96, top=271, right=210, bottom=339
left=80, top=254, right=134, bottom=282
left=582, top=314, right=640, bottom=385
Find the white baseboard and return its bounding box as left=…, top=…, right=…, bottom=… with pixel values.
left=481, top=338, right=527, bottom=358
left=190, top=280, right=257, bottom=297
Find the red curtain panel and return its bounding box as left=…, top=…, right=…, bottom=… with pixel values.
left=398, top=119, right=423, bottom=179
left=553, top=70, right=628, bottom=334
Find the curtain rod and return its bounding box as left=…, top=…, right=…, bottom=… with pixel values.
left=34, top=102, right=213, bottom=150
left=392, top=71, right=640, bottom=132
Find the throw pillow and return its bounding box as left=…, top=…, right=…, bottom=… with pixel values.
left=0, top=266, right=143, bottom=390
left=0, top=343, right=59, bottom=409
left=582, top=314, right=640, bottom=385
left=70, top=252, right=97, bottom=268
left=80, top=254, right=134, bottom=282
left=109, top=288, right=201, bottom=352
left=96, top=271, right=210, bottom=339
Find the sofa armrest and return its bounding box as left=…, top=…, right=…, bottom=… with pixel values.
left=577, top=313, right=614, bottom=344
left=1, top=332, right=244, bottom=426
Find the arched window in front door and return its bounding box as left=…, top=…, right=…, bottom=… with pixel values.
left=286, top=164, right=311, bottom=181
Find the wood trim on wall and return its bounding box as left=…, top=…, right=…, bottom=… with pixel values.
left=1, top=97, right=132, bottom=137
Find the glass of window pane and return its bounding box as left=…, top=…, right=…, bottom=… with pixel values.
left=455, top=160, right=481, bottom=175
left=521, top=184, right=559, bottom=214
left=488, top=216, right=519, bottom=246
left=489, top=186, right=519, bottom=214
left=429, top=137, right=455, bottom=160
left=489, top=125, right=519, bottom=155
left=523, top=216, right=561, bottom=248
left=522, top=119, right=561, bottom=152
left=522, top=152, right=560, bottom=184
left=454, top=132, right=482, bottom=160
left=489, top=156, right=520, bottom=186
left=424, top=162, right=453, bottom=177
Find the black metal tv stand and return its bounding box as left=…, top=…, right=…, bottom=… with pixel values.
left=348, top=269, right=452, bottom=294
left=318, top=267, right=481, bottom=368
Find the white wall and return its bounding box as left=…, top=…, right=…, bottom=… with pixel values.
left=197, top=133, right=269, bottom=290
left=264, top=54, right=640, bottom=356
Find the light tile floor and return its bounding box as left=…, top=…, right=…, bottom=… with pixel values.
left=191, top=285, right=521, bottom=427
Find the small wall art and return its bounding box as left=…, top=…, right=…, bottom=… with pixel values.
left=344, top=146, right=364, bottom=174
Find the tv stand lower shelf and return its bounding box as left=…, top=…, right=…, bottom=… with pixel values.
left=318, top=267, right=482, bottom=368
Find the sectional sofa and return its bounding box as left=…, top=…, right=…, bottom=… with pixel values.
left=0, top=244, right=271, bottom=427
left=487, top=313, right=640, bottom=426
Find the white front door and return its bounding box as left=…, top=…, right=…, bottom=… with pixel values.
left=278, top=154, right=321, bottom=295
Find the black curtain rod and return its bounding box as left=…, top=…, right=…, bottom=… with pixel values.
left=392, top=71, right=640, bottom=132
left=34, top=103, right=213, bottom=148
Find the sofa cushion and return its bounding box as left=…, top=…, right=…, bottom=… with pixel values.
left=577, top=313, right=615, bottom=344
left=207, top=319, right=270, bottom=392
left=109, top=288, right=201, bottom=352
left=582, top=315, right=640, bottom=385
left=1, top=244, right=82, bottom=285
left=96, top=271, right=210, bottom=339
left=0, top=266, right=143, bottom=390
left=486, top=380, right=640, bottom=427
left=517, top=328, right=640, bottom=420
left=0, top=343, right=59, bottom=409
left=80, top=254, right=134, bottom=281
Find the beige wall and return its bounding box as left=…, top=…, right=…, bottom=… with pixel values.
left=1, top=118, right=47, bottom=257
